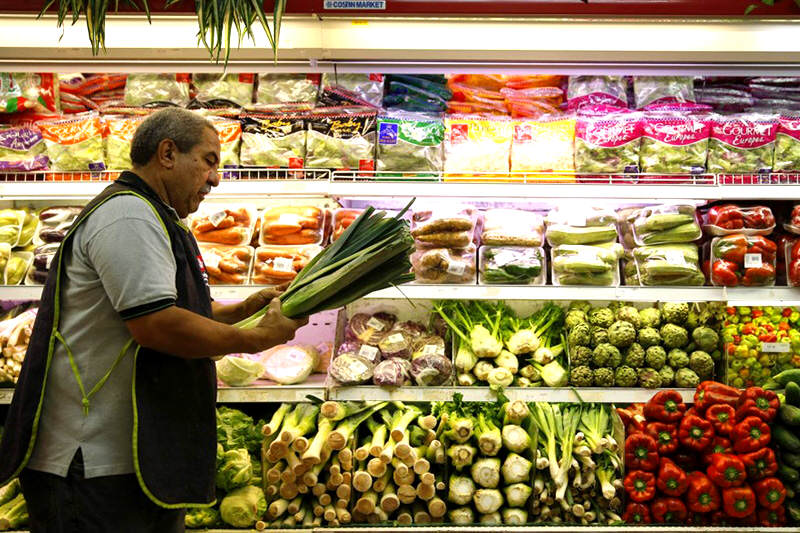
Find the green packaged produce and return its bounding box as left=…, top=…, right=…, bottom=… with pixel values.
left=376, top=112, right=444, bottom=173
left=240, top=113, right=306, bottom=168
left=631, top=204, right=701, bottom=246
left=639, top=112, right=711, bottom=173
left=551, top=244, right=622, bottom=286
left=707, top=114, right=778, bottom=174
left=124, top=73, right=190, bottom=106
left=479, top=246, right=545, bottom=285
left=545, top=206, right=619, bottom=246
left=633, top=243, right=704, bottom=286
left=574, top=111, right=642, bottom=173
left=774, top=114, right=800, bottom=172
left=305, top=107, right=377, bottom=170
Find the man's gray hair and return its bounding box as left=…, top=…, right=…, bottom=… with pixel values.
left=130, top=107, right=216, bottom=166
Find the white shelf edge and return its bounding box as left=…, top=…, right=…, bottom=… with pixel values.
left=217, top=386, right=325, bottom=403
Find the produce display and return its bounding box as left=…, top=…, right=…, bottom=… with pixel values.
left=629, top=244, right=704, bottom=286
left=200, top=245, right=253, bottom=285
left=707, top=114, right=779, bottom=174
left=216, top=344, right=327, bottom=387
left=628, top=204, right=701, bottom=246
left=710, top=234, right=777, bottom=287
left=0, top=307, right=37, bottom=385
left=258, top=205, right=325, bottom=247
left=772, top=376, right=800, bottom=525
left=479, top=246, right=545, bottom=285
left=705, top=204, right=776, bottom=235
left=638, top=112, right=711, bottom=174
left=191, top=205, right=256, bottom=246
left=0, top=475, right=28, bottom=530
left=376, top=112, right=444, bottom=173
left=252, top=245, right=322, bottom=286
left=411, top=206, right=478, bottom=284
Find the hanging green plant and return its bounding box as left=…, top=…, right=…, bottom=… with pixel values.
left=38, top=0, right=285, bottom=63
left=745, top=0, right=800, bottom=14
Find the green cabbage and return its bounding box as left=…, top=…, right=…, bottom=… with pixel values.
left=219, top=485, right=266, bottom=528
left=216, top=356, right=263, bottom=387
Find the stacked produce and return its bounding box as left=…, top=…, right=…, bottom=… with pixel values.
left=410, top=206, right=478, bottom=284
left=565, top=301, right=722, bottom=388
left=0, top=477, right=27, bottom=531
left=215, top=343, right=329, bottom=388
left=191, top=205, right=256, bottom=246
left=478, top=209, right=545, bottom=285
left=620, top=382, right=792, bottom=526
left=200, top=245, right=253, bottom=285
left=0, top=307, right=37, bottom=385
left=711, top=234, right=778, bottom=287
left=773, top=375, right=800, bottom=525
left=28, top=206, right=82, bottom=284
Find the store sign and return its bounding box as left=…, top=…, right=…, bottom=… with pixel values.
left=323, top=0, right=386, bottom=9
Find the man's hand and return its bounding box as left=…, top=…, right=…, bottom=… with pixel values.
left=248, top=298, right=308, bottom=352
left=212, top=283, right=289, bottom=324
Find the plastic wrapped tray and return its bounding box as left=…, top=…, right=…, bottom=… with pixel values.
left=630, top=204, right=701, bottom=246
left=545, top=206, right=619, bottom=246
left=479, top=246, right=545, bottom=285
left=190, top=204, right=257, bottom=246
left=550, top=244, right=622, bottom=286
left=411, top=205, right=477, bottom=248
left=252, top=245, right=322, bottom=286
left=632, top=243, right=705, bottom=286
left=199, top=245, right=254, bottom=285
left=411, top=245, right=477, bottom=284
left=258, top=205, right=326, bottom=247
left=703, top=204, right=776, bottom=236
left=710, top=234, right=777, bottom=287
left=481, top=208, right=544, bottom=247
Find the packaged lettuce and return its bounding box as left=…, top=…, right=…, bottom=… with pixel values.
left=240, top=113, right=306, bottom=168
left=0, top=73, right=59, bottom=113
left=639, top=113, right=711, bottom=174
left=774, top=114, right=800, bottom=172
left=707, top=114, right=778, bottom=174
left=124, top=74, right=191, bottom=106
left=376, top=112, right=444, bottom=173
left=567, top=76, right=628, bottom=110
left=321, top=73, right=384, bottom=107
left=510, top=115, right=576, bottom=175
left=208, top=117, right=242, bottom=168
left=634, top=76, right=695, bottom=109
left=305, top=107, right=376, bottom=170
left=36, top=112, right=105, bottom=171
left=257, top=74, right=320, bottom=104
left=0, top=126, right=47, bottom=171
left=104, top=115, right=146, bottom=170
left=443, top=115, right=512, bottom=175
left=574, top=111, right=642, bottom=173
left=193, top=74, right=254, bottom=107
left=318, top=86, right=378, bottom=109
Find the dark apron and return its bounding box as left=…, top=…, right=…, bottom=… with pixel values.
left=0, top=171, right=217, bottom=508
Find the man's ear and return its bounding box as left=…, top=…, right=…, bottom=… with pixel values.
left=157, top=139, right=177, bottom=169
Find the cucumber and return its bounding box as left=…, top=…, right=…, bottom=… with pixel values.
left=774, top=369, right=800, bottom=387
left=778, top=463, right=800, bottom=483
left=774, top=424, right=800, bottom=453
left=787, top=381, right=800, bottom=407
left=783, top=451, right=800, bottom=470
left=780, top=404, right=800, bottom=427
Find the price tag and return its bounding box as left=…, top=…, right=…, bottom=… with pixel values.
left=569, top=216, right=587, bottom=227
left=663, top=250, right=686, bottom=265
left=277, top=213, right=302, bottom=226
left=273, top=257, right=294, bottom=272
left=209, top=210, right=228, bottom=227
left=447, top=261, right=466, bottom=276
left=423, top=344, right=443, bottom=356
left=492, top=250, right=516, bottom=267
left=358, top=344, right=379, bottom=361
left=745, top=253, right=763, bottom=268
left=366, top=317, right=385, bottom=331
left=204, top=251, right=221, bottom=269
left=387, top=333, right=405, bottom=345
left=762, top=342, right=790, bottom=353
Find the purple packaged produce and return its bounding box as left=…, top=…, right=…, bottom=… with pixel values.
left=0, top=126, right=48, bottom=171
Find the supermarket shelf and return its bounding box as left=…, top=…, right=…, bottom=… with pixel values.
left=321, top=528, right=799, bottom=533
left=217, top=386, right=325, bottom=403
left=328, top=386, right=695, bottom=404
left=0, top=388, right=12, bottom=404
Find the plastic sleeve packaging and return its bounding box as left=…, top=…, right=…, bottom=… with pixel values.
left=638, top=113, right=712, bottom=174
left=376, top=113, right=444, bottom=173
left=704, top=204, right=776, bottom=236
left=411, top=244, right=477, bottom=284
left=0, top=73, right=59, bottom=113
left=35, top=112, right=105, bottom=171
left=630, top=204, right=702, bottom=245
left=550, top=243, right=622, bottom=286
left=4, top=251, right=32, bottom=286
left=124, top=73, right=191, bottom=106
left=26, top=242, right=59, bottom=285
left=304, top=107, right=376, bottom=170
left=479, top=246, right=546, bottom=285
left=190, top=204, right=256, bottom=246
left=710, top=234, right=777, bottom=287
left=707, top=113, right=779, bottom=174
left=633, top=76, right=695, bottom=109
left=510, top=116, right=576, bottom=176
left=239, top=113, right=306, bottom=168
left=321, top=73, right=384, bottom=107
left=0, top=209, right=25, bottom=248
left=199, top=245, right=253, bottom=285
left=257, top=73, right=320, bottom=104
left=258, top=205, right=325, bottom=246
left=574, top=111, right=643, bottom=173
left=207, top=117, right=242, bottom=168
left=411, top=205, right=477, bottom=248
left=332, top=208, right=362, bottom=241
left=443, top=115, right=512, bottom=175
left=632, top=243, right=705, bottom=286
left=104, top=115, right=146, bottom=170
left=566, top=75, right=628, bottom=110
left=481, top=208, right=544, bottom=247
left=252, top=244, right=322, bottom=285
left=773, top=114, right=800, bottom=172
left=0, top=125, right=48, bottom=171
left=544, top=206, right=619, bottom=246
left=193, top=73, right=254, bottom=107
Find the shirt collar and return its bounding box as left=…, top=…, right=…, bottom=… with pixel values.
left=116, top=171, right=180, bottom=221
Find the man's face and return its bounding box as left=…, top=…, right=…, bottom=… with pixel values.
left=167, top=127, right=221, bottom=218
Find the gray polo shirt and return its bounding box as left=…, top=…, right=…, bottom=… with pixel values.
left=27, top=195, right=179, bottom=479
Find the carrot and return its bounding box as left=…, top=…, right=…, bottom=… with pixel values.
left=257, top=249, right=297, bottom=261
left=228, top=207, right=252, bottom=225
left=193, top=216, right=236, bottom=234
left=196, top=227, right=247, bottom=245
left=265, top=230, right=320, bottom=245
left=262, top=222, right=303, bottom=236
left=219, top=259, right=247, bottom=274
left=232, top=248, right=252, bottom=262
left=206, top=265, right=246, bottom=284
left=256, top=266, right=297, bottom=279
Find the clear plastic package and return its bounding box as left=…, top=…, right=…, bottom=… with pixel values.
left=0, top=209, right=24, bottom=248
left=124, top=74, right=191, bottom=106
left=411, top=205, right=477, bottom=248
left=634, top=76, right=695, bottom=109
left=36, top=112, right=105, bottom=171
left=566, top=75, right=628, bottom=110
left=443, top=115, right=512, bottom=175
left=252, top=245, right=322, bottom=285
left=786, top=238, right=800, bottom=287
left=632, top=243, right=705, bottom=286
left=630, top=204, right=702, bottom=245
left=707, top=114, right=779, bottom=174
left=411, top=245, right=477, bottom=284
left=510, top=115, right=576, bottom=174
left=258, top=205, right=326, bottom=247
left=239, top=113, right=306, bottom=168
left=5, top=251, right=33, bottom=286
left=703, top=204, right=776, bottom=236
left=773, top=114, right=800, bottom=172
left=257, top=73, right=320, bottom=104
left=208, top=117, right=242, bottom=168
left=376, top=112, right=444, bottom=173
left=479, top=246, right=546, bottom=285
left=193, top=73, right=254, bottom=107
left=545, top=206, right=618, bottom=246
left=0, top=125, right=47, bottom=171
left=26, top=243, right=58, bottom=285
left=574, top=111, right=643, bottom=173
left=321, top=73, right=384, bottom=107
left=199, top=245, right=254, bottom=285
left=710, top=234, right=777, bottom=287
left=305, top=107, right=377, bottom=170
left=190, top=204, right=256, bottom=246
left=481, top=208, right=544, bottom=247
left=786, top=205, right=800, bottom=235
left=550, top=244, right=622, bottom=286
left=332, top=209, right=362, bottom=241
left=35, top=206, right=81, bottom=246
left=639, top=113, right=712, bottom=174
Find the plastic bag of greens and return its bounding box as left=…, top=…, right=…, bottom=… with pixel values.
left=634, top=76, right=695, bottom=109
left=0, top=73, right=59, bottom=113
left=240, top=113, right=306, bottom=168
left=104, top=115, right=146, bottom=170
left=376, top=112, right=444, bottom=173
left=707, top=113, right=778, bottom=174
left=481, top=208, right=544, bottom=247
left=774, top=114, right=800, bottom=172
left=0, top=125, right=48, bottom=171
left=630, top=204, right=701, bottom=246
left=510, top=115, right=576, bottom=175
left=321, top=73, right=384, bottom=107
left=574, top=110, right=643, bottom=173
left=567, top=75, right=628, bottom=110
left=257, top=74, right=320, bottom=104
left=479, top=246, right=545, bottom=285
left=36, top=112, right=105, bottom=171
left=639, top=112, right=712, bottom=174
left=193, top=74, right=254, bottom=107
left=633, top=243, right=704, bottom=286
left=305, top=107, right=377, bottom=170
left=124, top=73, right=191, bottom=106
left=318, top=86, right=378, bottom=109
left=208, top=117, right=242, bottom=168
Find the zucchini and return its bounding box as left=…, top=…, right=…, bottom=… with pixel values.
left=783, top=451, right=800, bottom=470
left=787, top=381, right=800, bottom=407
left=774, top=424, right=800, bottom=453
left=780, top=404, right=800, bottom=427
left=773, top=368, right=800, bottom=387
left=778, top=463, right=800, bottom=483
left=789, top=500, right=800, bottom=523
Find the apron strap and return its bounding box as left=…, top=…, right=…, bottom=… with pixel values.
left=54, top=331, right=136, bottom=417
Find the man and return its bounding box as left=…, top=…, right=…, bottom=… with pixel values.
left=0, top=107, right=306, bottom=532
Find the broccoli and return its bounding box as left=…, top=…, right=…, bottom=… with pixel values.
left=645, top=346, right=667, bottom=370
left=567, top=322, right=591, bottom=347
left=638, top=367, right=663, bottom=389
left=569, top=301, right=592, bottom=314
left=588, top=308, right=615, bottom=328
left=593, top=343, right=620, bottom=368
left=565, top=309, right=588, bottom=330
left=689, top=350, right=715, bottom=379
left=570, top=345, right=593, bottom=367
left=615, top=306, right=642, bottom=329
left=590, top=327, right=609, bottom=348
left=608, top=320, right=636, bottom=349
left=569, top=365, right=594, bottom=387
left=593, top=367, right=615, bottom=387
left=614, top=365, right=638, bottom=387
left=660, top=323, right=689, bottom=349
left=692, top=326, right=720, bottom=352
left=675, top=367, right=700, bottom=388
left=662, top=302, right=689, bottom=325
left=658, top=365, right=675, bottom=387
left=667, top=349, right=689, bottom=369
left=637, top=327, right=662, bottom=348
left=638, top=307, right=662, bottom=328
left=624, top=343, right=646, bottom=368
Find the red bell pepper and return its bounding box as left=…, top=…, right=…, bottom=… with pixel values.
left=645, top=422, right=679, bottom=456
left=746, top=235, right=777, bottom=262
left=741, top=262, right=775, bottom=287
left=758, top=507, right=786, bottom=527
left=624, top=470, right=657, bottom=503
left=686, top=471, right=721, bottom=513
left=643, top=390, right=686, bottom=423
left=731, top=416, right=771, bottom=453
left=694, top=381, right=741, bottom=413
left=721, top=485, right=756, bottom=518
left=735, top=387, right=779, bottom=422
left=678, top=413, right=715, bottom=452
left=751, top=477, right=786, bottom=510
left=708, top=204, right=744, bottom=230
left=622, top=502, right=651, bottom=524
left=707, top=436, right=733, bottom=460
left=650, top=497, right=687, bottom=524
left=625, top=433, right=659, bottom=471
left=742, top=206, right=775, bottom=229
left=709, top=510, right=730, bottom=526
left=656, top=457, right=688, bottom=497
left=711, top=259, right=740, bottom=287
left=707, top=453, right=747, bottom=488
left=792, top=204, right=800, bottom=226
left=705, top=404, right=735, bottom=436
left=714, top=234, right=747, bottom=264
left=740, top=447, right=778, bottom=480
left=789, top=259, right=800, bottom=287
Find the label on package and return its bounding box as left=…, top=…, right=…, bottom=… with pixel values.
left=378, top=122, right=399, bottom=145
left=387, top=333, right=405, bottom=345
left=366, top=317, right=385, bottom=331
left=209, top=210, right=228, bottom=227
left=204, top=251, right=221, bottom=269
left=663, top=249, right=686, bottom=265
left=358, top=344, right=379, bottom=360
left=423, top=344, right=443, bottom=356
left=447, top=261, right=466, bottom=276
left=568, top=216, right=587, bottom=227
left=744, top=253, right=762, bottom=268
left=762, top=342, right=790, bottom=353
left=272, top=257, right=294, bottom=272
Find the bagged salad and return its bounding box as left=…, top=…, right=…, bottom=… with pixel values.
left=257, top=74, right=320, bottom=104
left=632, top=243, right=704, bottom=286
left=321, top=73, right=384, bottom=107
left=376, top=112, right=444, bottom=173
left=479, top=246, right=545, bottom=285
left=207, top=117, right=242, bottom=168
left=773, top=114, right=800, bottom=172
left=305, top=107, right=376, bottom=170
left=411, top=244, right=477, bottom=284
left=443, top=115, right=512, bottom=175
left=707, top=113, right=778, bottom=174
left=193, top=74, right=254, bottom=107
left=567, top=76, right=628, bottom=110
left=545, top=206, right=619, bottom=246
left=36, top=112, right=105, bottom=171
left=629, top=204, right=701, bottom=245
left=199, top=245, right=254, bottom=285
left=510, top=115, right=576, bottom=176
left=551, top=243, right=622, bottom=286
left=0, top=73, right=59, bottom=113
left=481, top=208, right=544, bottom=247
left=574, top=110, right=642, bottom=173
left=104, top=115, right=146, bottom=170
left=411, top=205, right=477, bottom=248
left=634, top=76, right=695, bottom=109
left=124, top=74, right=191, bottom=106
left=240, top=113, right=306, bottom=168
left=0, top=125, right=48, bottom=171
left=639, top=112, right=712, bottom=174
